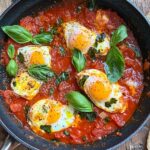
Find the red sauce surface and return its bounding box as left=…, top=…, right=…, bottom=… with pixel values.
left=1, top=0, right=143, bottom=144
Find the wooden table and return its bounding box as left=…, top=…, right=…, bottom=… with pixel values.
left=0, top=0, right=150, bottom=150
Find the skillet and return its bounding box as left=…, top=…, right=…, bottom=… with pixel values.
left=0, top=0, right=150, bottom=149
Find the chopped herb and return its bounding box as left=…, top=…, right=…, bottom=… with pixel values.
left=82, top=136, right=87, bottom=142
left=12, top=81, right=16, bottom=87
left=105, top=98, right=118, bottom=108
left=104, top=117, right=110, bottom=123
left=56, top=72, right=69, bottom=85
left=59, top=46, right=66, bottom=56
left=40, top=125, right=51, bottom=133
left=78, top=75, right=89, bottom=87
left=96, top=33, right=106, bottom=43
left=63, top=130, right=70, bottom=136
left=79, top=112, right=97, bottom=122
left=56, top=17, right=63, bottom=26
left=17, top=52, right=24, bottom=63
left=42, top=105, right=48, bottom=113
left=40, top=27, right=45, bottom=33
left=50, top=26, right=58, bottom=35
left=110, top=98, right=117, bottom=104
left=49, top=87, right=54, bottom=95
left=76, top=6, right=82, bottom=13
left=24, top=105, right=30, bottom=120
left=88, top=47, right=98, bottom=60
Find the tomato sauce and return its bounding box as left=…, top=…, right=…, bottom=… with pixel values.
left=1, top=0, right=143, bottom=144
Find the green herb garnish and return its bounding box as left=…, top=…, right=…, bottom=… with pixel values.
left=66, top=91, right=93, bottom=112
left=88, top=47, right=98, bottom=60
left=104, top=117, right=110, bottom=123
left=104, top=25, right=127, bottom=82
left=24, top=105, right=30, bottom=120
left=56, top=17, right=63, bottom=26
left=49, top=87, right=54, bottom=95
left=87, top=0, right=96, bottom=11
left=17, top=52, right=24, bottom=63
left=40, top=125, right=51, bottom=133
left=59, top=46, right=66, bottom=56
left=82, top=136, right=87, bottom=142
left=63, top=130, right=70, bottom=136
left=105, top=98, right=118, bottom=108
left=72, top=48, right=86, bottom=72
left=79, top=112, right=97, bottom=122
left=28, top=64, right=55, bottom=81
left=78, top=75, right=89, bottom=87
left=56, top=72, right=69, bottom=85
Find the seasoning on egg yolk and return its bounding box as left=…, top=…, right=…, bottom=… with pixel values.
left=47, top=104, right=61, bottom=124
left=30, top=51, right=45, bottom=65
left=88, top=80, right=111, bottom=101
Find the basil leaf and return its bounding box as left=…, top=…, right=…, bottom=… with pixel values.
left=7, top=44, right=15, bottom=59
left=72, top=48, right=86, bottom=72
left=40, top=125, right=51, bottom=133
left=17, top=52, right=24, bottom=63
left=110, top=25, right=128, bottom=46
left=6, top=59, right=18, bottom=77
left=78, top=75, right=89, bottom=87
left=2, top=25, right=32, bottom=44
left=105, top=46, right=125, bottom=82
left=88, top=47, right=98, bottom=60
left=79, top=112, right=97, bottom=122
left=66, top=91, right=93, bottom=112
left=87, top=0, right=96, bottom=11
left=28, top=65, right=55, bottom=81
left=32, top=33, right=53, bottom=45
left=56, top=72, right=69, bottom=85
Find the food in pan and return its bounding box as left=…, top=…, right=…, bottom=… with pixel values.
left=1, top=0, right=143, bottom=144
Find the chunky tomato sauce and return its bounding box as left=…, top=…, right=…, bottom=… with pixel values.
left=1, top=0, right=143, bottom=144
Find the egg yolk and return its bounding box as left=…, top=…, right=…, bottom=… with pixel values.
left=88, top=80, right=111, bottom=101
left=47, top=104, right=61, bottom=124
left=30, top=51, right=45, bottom=65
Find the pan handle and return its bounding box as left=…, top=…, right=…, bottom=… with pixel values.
left=1, top=135, right=20, bottom=150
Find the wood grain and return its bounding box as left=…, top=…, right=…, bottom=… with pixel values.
left=0, top=0, right=149, bottom=150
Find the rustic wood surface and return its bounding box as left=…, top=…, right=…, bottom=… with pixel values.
left=0, top=0, right=149, bottom=150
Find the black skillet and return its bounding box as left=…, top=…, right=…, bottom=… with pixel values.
left=0, top=0, right=150, bottom=150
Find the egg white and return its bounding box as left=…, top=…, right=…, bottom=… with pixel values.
left=17, top=45, right=51, bottom=67
left=77, top=69, right=127, bottom=113
left=63, top=21, right=110, bottom=55
left=11, top=72, right=43, bottom=100
left=28, top=99, right=75, bottom=133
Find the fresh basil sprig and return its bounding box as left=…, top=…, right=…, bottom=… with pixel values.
left=2, top=25, right=32, bottom=44
left=105, top=25, right=127, bottom=82
left=66, top=91, right=93, bottom=112
left=6, top=44, right=18, bottom=77
left=28, top=64, right=55, bottom=81
left=72, top=48, right=86, bottom=72
left=2, top=25, right=53, bottom=45
left=32, top=33, right=53, bottom=45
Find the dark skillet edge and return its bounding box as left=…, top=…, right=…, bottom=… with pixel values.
left=0, top=1, right=149, bottom=150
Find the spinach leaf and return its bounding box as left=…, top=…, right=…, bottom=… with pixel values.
left=72, top=48, right=86, bottom=72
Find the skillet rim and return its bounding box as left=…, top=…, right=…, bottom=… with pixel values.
left=0, top=0, right=149, bottom=150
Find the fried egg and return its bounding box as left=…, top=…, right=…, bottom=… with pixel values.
left=63, top=21, right=110, bottom=55
left=28, top=99, right=76, bottom=133
left=77, top=69, right=127, bottom=113
left=17, top=45, right=51, bottom=67
left=11, top=72, right=43, bottom=100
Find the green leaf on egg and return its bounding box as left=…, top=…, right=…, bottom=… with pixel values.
left=40, top=125, right=51, bottom=133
